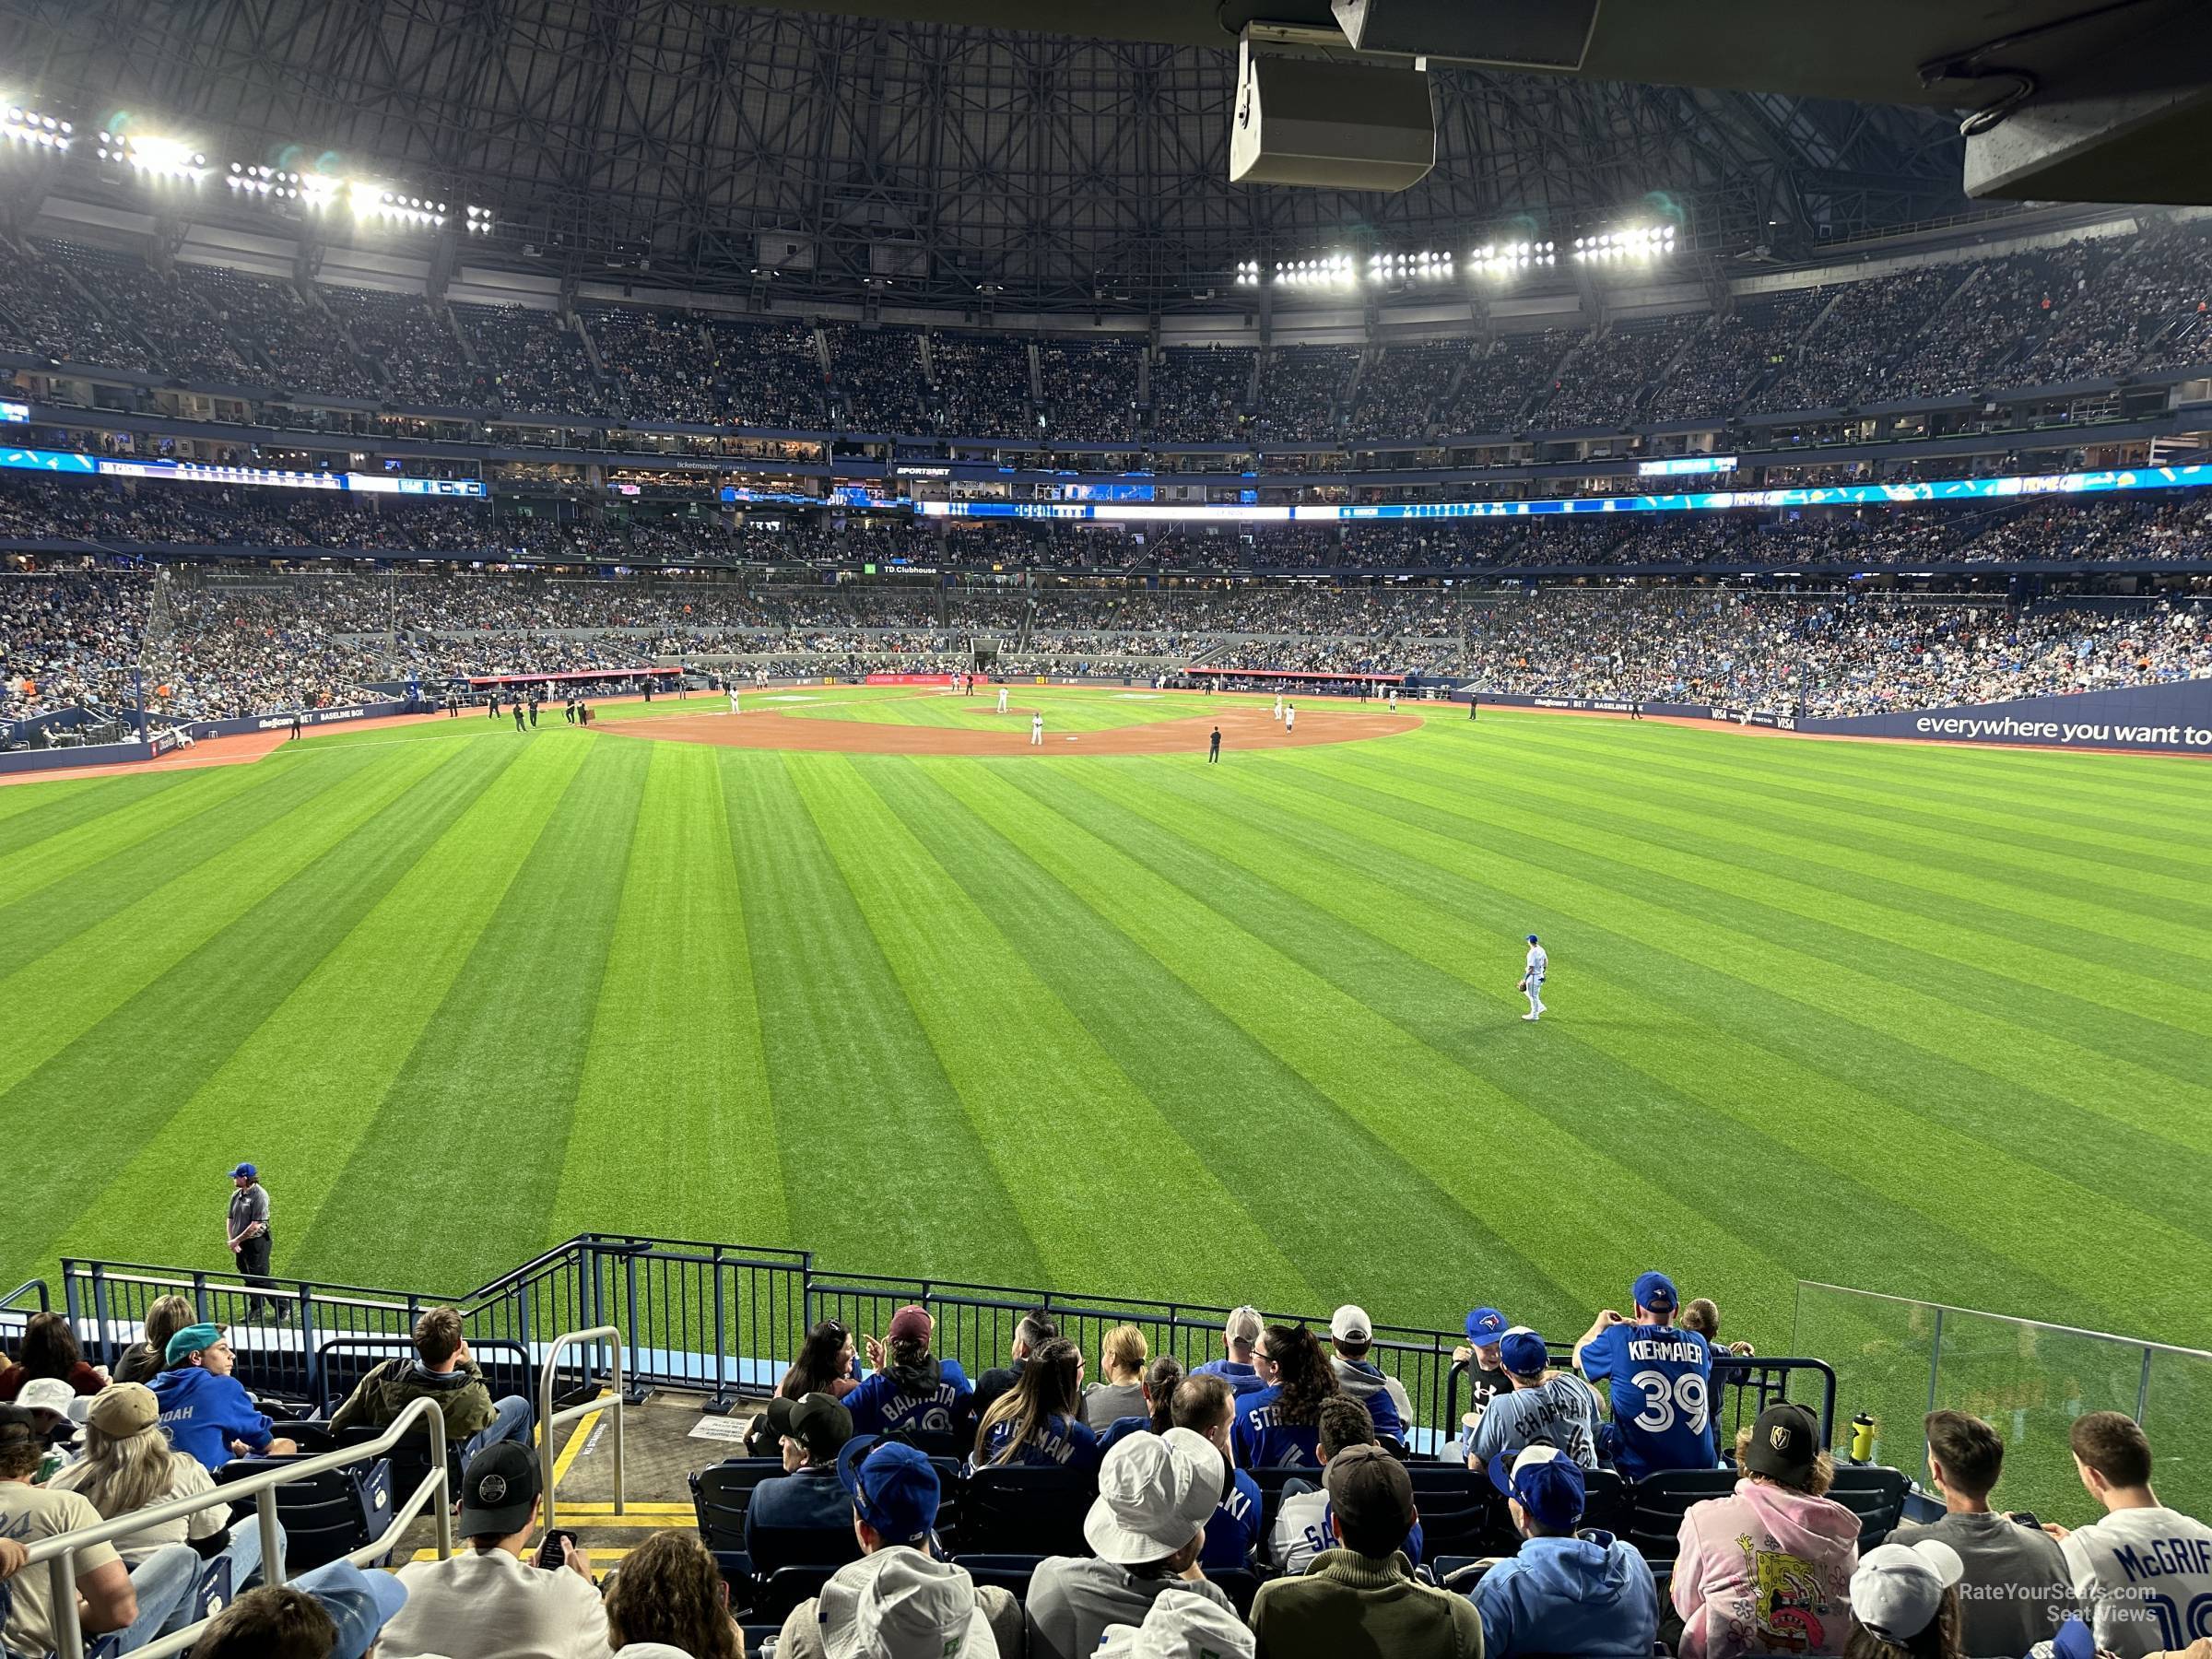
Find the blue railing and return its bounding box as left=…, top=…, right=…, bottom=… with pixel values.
left=61, top=1236, right=1834, bottom=1447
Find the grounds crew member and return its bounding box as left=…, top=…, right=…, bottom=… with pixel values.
left=227, top=1162, right=279, bottom=1320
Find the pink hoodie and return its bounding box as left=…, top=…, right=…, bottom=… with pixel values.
left=1672, top=1478, right=1862, bottom=1659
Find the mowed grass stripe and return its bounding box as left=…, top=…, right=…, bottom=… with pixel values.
left=1496, top=724, right=2212, bottom=914
left=876, top=761, right=1481, bottom=1317
left=1158, top=755, right=2206, bottom=1337
left=975, top=759, right=1786, bottom=1336
left=54, top=737, right=572, bottom=1275
left=0, top=755, right=383, bottom=979
left=0, top=743, right=462, bottom=1100
left=556, top=741, right=788, bottom=1248
left=721, top=752, right=1048, bottom=1285
left=0, top=740, right=510, bottom=1285
left=788, top=752, right=1312, bottom=1300
left=1388, top=742, right=2212, bottom=1009
left=0, top=772, right=203, bottom=858
left=0, top=762, right=282, bottom=910
left=294, top=739, right=651, bottom=1289
left=1345, top=743, right=2212, bottom=1086
left=1279, top=748, right=2212, bottom=1174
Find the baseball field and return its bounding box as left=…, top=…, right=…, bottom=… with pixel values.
left=3, top=684, right=2208, bottom=1362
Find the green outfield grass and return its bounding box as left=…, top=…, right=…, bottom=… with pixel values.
left=5, top=690, right=2209, bottom=1373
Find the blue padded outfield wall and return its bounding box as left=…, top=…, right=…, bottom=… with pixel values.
left=1473, top=678, right=2212, bottom=755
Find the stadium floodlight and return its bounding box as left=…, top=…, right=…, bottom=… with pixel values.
left=465, top=205, right=496, bottom=236
left=2, top=108, right=73, bottom=151
left=97, top=130, right=206, bottom=182
left=1572, top=221, right=1677, bottom=262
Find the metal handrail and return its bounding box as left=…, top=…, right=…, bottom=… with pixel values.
left=24, top=1394, right=453, bottom=1659
left=538, top=1324, right=626, bottom=1531
left=0, top=1277, right=50, bottom=1313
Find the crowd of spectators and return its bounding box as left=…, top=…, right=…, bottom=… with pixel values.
left=1253, top=347, right=1357, bottom=443
left=321, top=286, right=477, bottom=408
left=1440, top=330, right=1582, bottom=435
left=1643, top=290, right=1829, bottom=423
left=581, top=306, right=720, bottom=424
left=707, top=317, right=826, bottom=429
left=453, top=302, right=606, bottom=417
left=1544, top=313, right=1709, bottom=429
left=1346, top=342, right=1467, bottom=442
left=932, top=333, right=1037, bottom=439
left=1037, top=338, right=1142, bottom=443
left=1149, top=346, right=1254, bottom=442
left=824, top=324, right=934, bottom=432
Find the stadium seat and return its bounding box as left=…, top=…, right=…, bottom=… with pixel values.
left=1415, top=1500, right=1510, bottom=1559
left=1625, top=1468, right=1741, bottom=1570
left=1209, top=1567, right=1266, bottom=1618
left=953, top=1465, right=1095, bottom=1558
left=1828, top=1465, right=1910, bottom=1549
left=1581, top=1466, right=1631, bottom=1536
left=757, top=1564, right=841, bottom=1624
left=952, top=1552, right=1047, bottom=1603
left=688, top=1458, right=788, bottom=1552
left=215, top=1455, right=395, bottom=1571
left=743, top=1521, right=865, bottom=1576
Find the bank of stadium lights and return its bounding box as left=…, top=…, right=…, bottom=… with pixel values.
left=1271, top=253, right=1357, bottom=288
left=1467, top=241, right=1555, bottom=276
left=465, top=205, right=494, bottom=235
left=97, top=130, right=206, bottom=182
left=1369, top=250, right=1454, bottom=282
left=3, top=108, right=73, bottom=151
left=1572, top=223, right=1677, bottom=262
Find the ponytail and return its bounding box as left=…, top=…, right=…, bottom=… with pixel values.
left=1144, top=1355, right=1185, bottom=1434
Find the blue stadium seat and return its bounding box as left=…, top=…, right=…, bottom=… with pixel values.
left=743, top=1521, right=864, bottom=1576
left=1581, top=1467, right=1631, bottom=1537
left=1625, top=1468, right=1740, bottom=1570
left=757, top=1565, right=841, bottom=1624
left=1208, top=1567, right=1266, bottom=1619
left=954, top=1465, right=1094, bottom=1558
left=1828, top=1465, right=1910, bottom=1549
left=215, top=1455, right=395, bottom=1571
left=688, top=1458, right=788, bottom=1552
left=953, top=1553, right=1047, bottom=1603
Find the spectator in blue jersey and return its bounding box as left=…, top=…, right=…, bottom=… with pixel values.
left=1191, top=1306, right=1269, bottom=1398
left=1097, top=1355, right=1185, bottom=1453
left=147, top=1324, right=297, bottom=1472
left=1467, top=1328, right=1605, bottom=1470
left=1233, top=1324, right=1339, bottom=1470
left=1168, top=1374, right=1264, bottom=1573
left=1477, top=1443, right=1659, bottom=1659
left=843, top=1304, right=972, bottom=1441
left=971, top=1336, right=1101, bottom=1473
left=1271, top=1394, right=1428, bottom=1576
left=1574, top=1271, right=1716, bottom=1480
left=744, top=1391, right=859, bottom=1571
left=1325, top=1305, right=1406, bottom=1445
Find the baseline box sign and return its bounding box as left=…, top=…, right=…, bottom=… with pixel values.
left=863, top=673, right=990, bottom=687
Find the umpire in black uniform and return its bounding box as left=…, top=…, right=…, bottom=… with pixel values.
left=228, top=1162, right=280, bottom=1321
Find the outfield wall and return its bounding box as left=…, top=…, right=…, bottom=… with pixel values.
left=1471, top=680, right=2212, bottom=754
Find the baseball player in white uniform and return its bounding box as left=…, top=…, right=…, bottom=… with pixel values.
left=1387, top=688, right=1398, bottom=712
left=1030, top=712, right=1044, bottom=746
left=727, top=686, right=740, bottom=715
left=997, top=686, right=1009, bottom=714
left=1520, top=935, right=1548, bottom=1020
left=1284, top=702, right=1297, bottom=734
left=1273, top=695, right=1283, bottom=723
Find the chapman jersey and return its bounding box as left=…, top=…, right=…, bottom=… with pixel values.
left=2061, top=1507, right=2212, bottom=1658
left=1467, top=1371, right=1604, bottom=1469
left=973, top=1411, right=1101, bottom=1474
left=1578, top=1322, right=1714, bottom=1479
left=1232, top=1385, right=1322, bottom=1469
left=1525, top=944, right=1548, bottom=982
left=841, top=1359, right=973, bottom=1437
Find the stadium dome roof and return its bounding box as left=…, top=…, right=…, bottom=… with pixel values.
left=7, top=0, right=1976, bottom=312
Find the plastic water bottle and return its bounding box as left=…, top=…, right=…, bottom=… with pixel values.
left=1850, top=1411, right=1877, bottom=1464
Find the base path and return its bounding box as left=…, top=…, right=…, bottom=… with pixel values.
left=607, top=701, right=1420, bottom=757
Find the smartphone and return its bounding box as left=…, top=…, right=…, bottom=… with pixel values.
left=535, top=1529, right=579, bottom=1570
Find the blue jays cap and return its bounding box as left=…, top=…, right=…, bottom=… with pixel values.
left=229, top=1163, right=257, bottom=1178
left=301, top=1560, right=409, bottom=1659
left=1465, top=1308, right=1507, bottom=1345
left=1632, top=1271, right=1679, bottom=1313
left=1499, top=1331, right=1549, bottom=1376
left=1488, top=1444, right=1586, bottom=1530
left=836, top=1435, right=940, bottom=1543
left=1525, top=935, right=1539, bottom=944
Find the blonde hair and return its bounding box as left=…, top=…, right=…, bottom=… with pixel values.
left=1100, top=1324, right=1148, bottom=1381
left=1682, top=1298, right=1722, bottom=1338
left=1734, top=1423, right=1836, bottom=1496
left=48, top=1416, right=181, bottom=1518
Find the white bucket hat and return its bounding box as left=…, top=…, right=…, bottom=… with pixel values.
left=1083, top=1427, right=1225, bottom=1565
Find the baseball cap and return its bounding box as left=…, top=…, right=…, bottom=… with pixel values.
left=1498, top=1331, right=1549, bottom=1377
left=837, top=1436, right=942, bottom=1544
left=1742, top=1402, right=1824, bottom=1483
left=301, top=1561, right=410, bottom=1659
left=88, top=1382, right=160, bottom=1437
left=1850, top=1539, right=1965, bottom=1642
left=1631, top=1271, right=1679, bottom=1313
left=769, top=1391, right=854, bottom=1460
left=1084, top=1427, right=1223, bottom=1564
left=820, top=1548, right=983, bottom=1659
left=0, top=1405, right=37, bottom=1447
left=229, top=1163, right=257, bottom=1179
left=885, top=1305, right=933, bottom=1345
left=1488, top=1443, right=1587, bottom=1531
left=1329, top=1305, right=1372, bottom=1344
left=457, top=1441, right=540, bottom=1537
left=1465, top=1308, right=1508, bottom=1345
left=1526, top=935, right=1539, bottom=944
left=2053, top=1616, right=2097, bottom=1659
left=164, top=1323, right=227, bottom=1366
left=18, top=1377, right=77, bottom=1420
left=1324, top=1442, right=1418, bottom=1549
left=1094, top=1586, right=1257, bottom=1659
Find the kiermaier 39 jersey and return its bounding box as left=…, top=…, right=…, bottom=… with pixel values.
left=1579, top=1321, right=1715, bottom=1480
